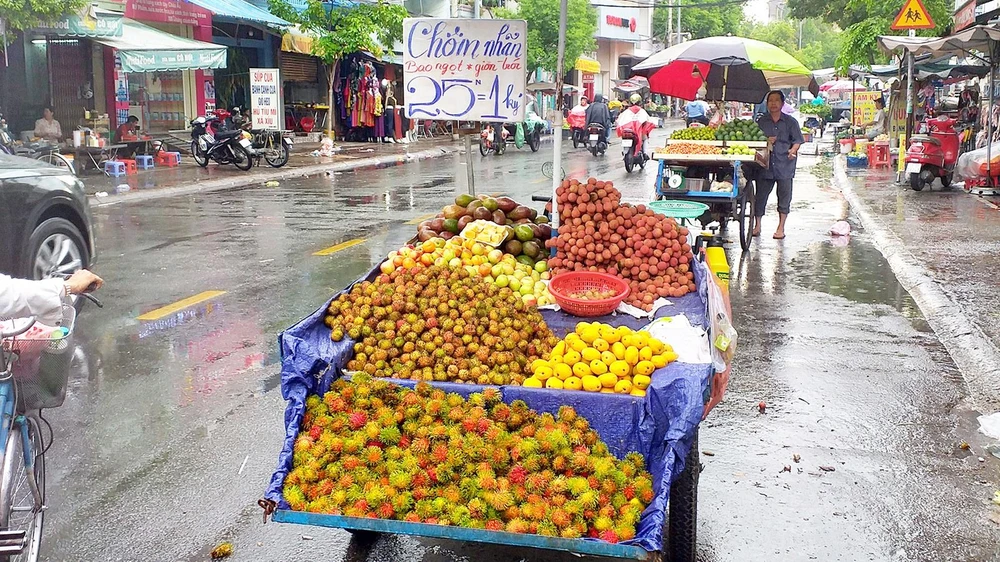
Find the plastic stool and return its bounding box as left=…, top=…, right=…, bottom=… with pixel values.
left=103, top=161, right=127, bottom=177
left=135, top=154, right=155, bottom=169
left=156, top=151, right=181, bottom=167
left=867, top=141, right=890, bottom=168
left=119, top=159, right=138, bottom=175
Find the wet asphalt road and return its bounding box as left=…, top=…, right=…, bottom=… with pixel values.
left=38, top=132, right=1000, bottom=562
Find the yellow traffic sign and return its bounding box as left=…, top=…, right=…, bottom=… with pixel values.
left=890, top=0, right=935, bottom=30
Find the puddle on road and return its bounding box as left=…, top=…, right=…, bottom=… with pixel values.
left=789, top=237, right=928, bottom=330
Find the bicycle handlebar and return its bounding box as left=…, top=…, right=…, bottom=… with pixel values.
left=0, top=317, right=36, bottom=340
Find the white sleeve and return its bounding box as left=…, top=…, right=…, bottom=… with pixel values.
left=0, top=275, right=64, bottom=325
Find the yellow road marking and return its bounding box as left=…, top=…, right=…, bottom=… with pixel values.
left=405, top=213, right=437, bottom=225
left=137, top=290, right=227, bottom=321
left=313, top=238, right=366, bottom=256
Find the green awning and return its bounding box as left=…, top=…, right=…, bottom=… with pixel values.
left=35, top=8, right=124, bottom=38
left=93, top=19, right=226, bottom=72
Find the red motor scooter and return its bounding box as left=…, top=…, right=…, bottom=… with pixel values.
left=905, top=115, right=960, bottom=191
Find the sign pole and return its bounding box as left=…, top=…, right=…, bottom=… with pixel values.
left=905, top=29, right=914, bottom=147
left=551, top=0, right=568, bottom=232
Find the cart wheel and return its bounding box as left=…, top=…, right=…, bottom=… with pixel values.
left=666, top=429, right=700, bottom=562
left=343, top=530, right=380, bottom=562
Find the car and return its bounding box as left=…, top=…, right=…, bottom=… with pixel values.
left=0, top=154, right=95, bottom=302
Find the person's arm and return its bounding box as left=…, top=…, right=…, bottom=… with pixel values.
left=32, top=120, right=44, bottom=138
left=0, top=270, right=102, bottom=325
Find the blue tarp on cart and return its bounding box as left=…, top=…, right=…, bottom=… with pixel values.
left=265, top=258, right=715, bottom=554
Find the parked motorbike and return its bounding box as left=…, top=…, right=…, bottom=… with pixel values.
left=587, top=123, right=607, bottom=156
left=232, top=108, right=293, bottom=168
left=190, top=108, right=254, bottom=171
left=906, top=115, right=960, bottom=191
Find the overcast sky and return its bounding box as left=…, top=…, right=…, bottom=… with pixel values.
left=744, top=0, right=769, bottom=23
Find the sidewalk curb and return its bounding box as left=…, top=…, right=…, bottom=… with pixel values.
left=89, top=144, right=463, bottom=207
left=834, top=157, right=1000, bottom=409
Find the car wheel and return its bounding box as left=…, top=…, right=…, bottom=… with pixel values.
left=25, top=218, right=89, bottom=308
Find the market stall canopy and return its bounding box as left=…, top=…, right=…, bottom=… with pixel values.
left=632, top=36, right=818, bottom=103
left=34, top=6, right=123, bottom=38
left=613, top=76, right=650, bottom=94
left=861, top=54, right=990, bottom=80
left=575, top=56, right=601, bottom=74
left=93, top=19, right=226, bottom=72
left=819, top=79, right=863, bottom=93
left=183, top=0, right=290, bottom=27
left=878, top=25, right=1000, bottom=58
left=525, top=82, right=581, bottom=93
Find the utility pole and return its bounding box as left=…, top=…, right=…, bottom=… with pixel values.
left=665, top=2, right=672, bottom=47
left=551, top=0, right=568, bottom=232
left=675, top=1, right=682, bottom=114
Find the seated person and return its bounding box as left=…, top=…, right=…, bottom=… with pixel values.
left=33, top=106, right=62, bottom=143
left=115, top=116, right=140, bottom=143
left=863, top=98, right=886, bottom=140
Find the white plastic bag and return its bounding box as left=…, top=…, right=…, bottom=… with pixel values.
left=830, top=221, right=851, bottom=236
left=706, top=277, right=737, bottom=372
left=954, top=141, right=1000, bottom=181
left=644, top=316, right=712, bottom=364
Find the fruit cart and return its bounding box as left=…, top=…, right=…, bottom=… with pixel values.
left=652, top=139, right=768, bottom=252
left=259, top=191, right=727, bottom=562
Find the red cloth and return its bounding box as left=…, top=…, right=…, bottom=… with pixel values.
left=616, top=119, right=656, bottom=157
left=646, top=61, right=712, bottom=101
left=567, top=112, right=586, bottom=129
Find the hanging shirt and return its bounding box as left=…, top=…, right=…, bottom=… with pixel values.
left=755, top=112, right=804, bottom=180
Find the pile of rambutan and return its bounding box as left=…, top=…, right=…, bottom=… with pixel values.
left=284, top=375, right=654, bottom=543
left=325, top=263, right=559, bottom=385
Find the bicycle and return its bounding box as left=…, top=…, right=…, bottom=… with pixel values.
left=541, top=161, right=565, bottom=180
left=0, top=289, right=99, bottom=561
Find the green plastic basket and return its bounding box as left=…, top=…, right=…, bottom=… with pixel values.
left=648, top=200, right=710, bottom=219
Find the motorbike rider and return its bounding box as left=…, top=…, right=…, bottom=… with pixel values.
left=568, top=97, right=589, bottom=139
left=616, top=93, right=652, bottom=156
left=584, top=95, right=613, bottom=145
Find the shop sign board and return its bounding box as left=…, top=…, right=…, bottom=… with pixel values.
left=249, top=68, right=282, bottom=130
left=118, top=49, right=226, bottom=73
left=596, top=7, right=640, bottom=41
left=955, top=0, right=977, bottom=31
left=403, top=18, right=527, bottom=123
left=36, top=10, right=124, bottom=38
left=852, top=91, right=882, bottom=127
left=126, top=0, right=211, bottom=27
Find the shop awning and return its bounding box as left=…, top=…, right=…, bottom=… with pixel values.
left=575, top=56, right=601, bottom=73
left=94, top=20, right=227, bottom=72
left=34, top=7, right=124, bottom=38
left=182, top=0, right=290, bottom=27
left=282, top=25, right=315, bottom=54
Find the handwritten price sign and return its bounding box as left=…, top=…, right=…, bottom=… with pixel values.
left=249, top=68, right=281, bottom=130
left=403, top=18, right=527, bottom=123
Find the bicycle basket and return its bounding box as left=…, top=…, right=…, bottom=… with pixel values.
left=3, top=303, right=75, bottom=410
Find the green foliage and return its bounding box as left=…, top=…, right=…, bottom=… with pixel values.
left=787, top=0, right=953, bottom=73
left=268, top=0, right=407, bottom=64
left=739, top=18, right=840, bottom=70
left=652, top=1, right=745, bottom=41
left=0, top=0, right=88, bottom=36
left=495, top=0, right=596, bottom=74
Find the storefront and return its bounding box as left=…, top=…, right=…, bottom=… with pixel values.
left=95, top=18, right=226, bottom=132
left=279, top=26, right=328, bottom=132
left=589, top=6, right=650, bottom=101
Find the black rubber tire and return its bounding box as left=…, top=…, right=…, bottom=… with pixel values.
left=666, top=429, right=700, bottom=562
left=343, top=530, right=379, bottom=562
left=264, top=140, right=290, bottom=168
left=191, top=141, right=209, bottom=167
left=941, top=173, right=952, bottom=189
left=232, top=143, right=253, bottom=171
left=624, top=155, right=635, bottom=173
left=591, top=144, right=599, bottom=157
left=572, top=133, right=579, bottom=149
left=528, top=132, right=540, bottom=152
left=23, top=218, right=89, bottom=281
left=598, top=141, right=607, bottom=155
left=479, top=136, right=491, bottom=156
left=0, top=417, right=45, bottom=562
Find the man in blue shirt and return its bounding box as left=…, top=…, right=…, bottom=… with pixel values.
left=684, top=98, right=710, bottom=126
left=753, top=90, right=804, bottom=240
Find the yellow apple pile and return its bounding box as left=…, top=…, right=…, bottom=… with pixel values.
left=523, top=322, right=678, bottom=395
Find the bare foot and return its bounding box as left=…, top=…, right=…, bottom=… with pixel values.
left=773, top=231, right=785, bottom=240
left=752, top=222, right=761, bottom=237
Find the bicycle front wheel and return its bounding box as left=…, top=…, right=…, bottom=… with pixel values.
left=36, top=153, right=75, bottom=176
left=0, top=417, right=44, bottom=562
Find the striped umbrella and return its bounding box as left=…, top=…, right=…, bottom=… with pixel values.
left=633, top=36, right=818, bottom=103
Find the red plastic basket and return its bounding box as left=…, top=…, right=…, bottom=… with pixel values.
left=549, top=272, right=630, bottom=317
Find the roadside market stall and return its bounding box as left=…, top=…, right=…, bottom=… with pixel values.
left=631, top=36, right=815, bottom=251
left=260, top=183, right=735, bottom=562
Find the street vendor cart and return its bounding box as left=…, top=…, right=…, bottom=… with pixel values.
left=259, top=213, right=729, bottom=561
left=652, top=139, right=768, bottom=251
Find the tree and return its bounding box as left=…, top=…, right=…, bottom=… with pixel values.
left=740, top=18, right=841, bottom=70
left=495, top=0, right=596, bottom=75
left=652, top=1, right=745, bottom=43
left=0, top=0, right=88, bottom=42
left=269, top=0, right=407, bottom=139
left=786, top=0, right=953, bottom=72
